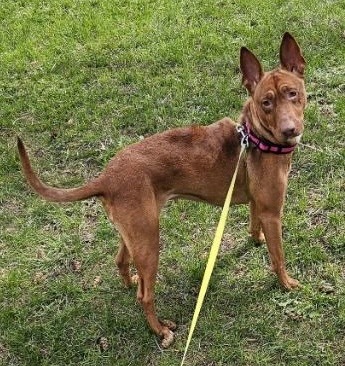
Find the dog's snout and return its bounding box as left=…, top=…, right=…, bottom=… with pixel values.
left=282, top=126, right=297, bottom=138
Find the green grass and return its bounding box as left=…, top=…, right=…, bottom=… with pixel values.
left=1, top=0, right=345, bottom=365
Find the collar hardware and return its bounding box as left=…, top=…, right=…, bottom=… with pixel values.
left=238, top=122, right=296, bottom=154
left=236, top=124, right=249, bottom=149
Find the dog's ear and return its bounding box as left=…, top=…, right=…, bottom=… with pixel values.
left=240, top=47, right=264, bottom=95
left=280, top=32, right=306, bottom=77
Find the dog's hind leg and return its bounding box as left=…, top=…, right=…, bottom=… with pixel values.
left=123, top=210, right=175, bottom=347
left=101, top=198, right=134, bottom=287
left=131, top=231, right=175, bottom=348
left=115, top=238, right=132, bottom=287
left=107, top=194, right=176, bottom=347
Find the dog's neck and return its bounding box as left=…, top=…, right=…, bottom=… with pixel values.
left=239, top=100, right=296, bottom=154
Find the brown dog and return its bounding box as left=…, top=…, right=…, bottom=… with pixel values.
left=18, top=32, right=306, bottom=347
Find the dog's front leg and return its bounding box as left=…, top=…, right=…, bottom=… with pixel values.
left=249, top=201, right=266, bottom=244
left=258, top=211, right=299, bottom=290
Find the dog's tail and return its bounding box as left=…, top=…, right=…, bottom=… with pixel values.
left=17, top=137, right=102, bottom=202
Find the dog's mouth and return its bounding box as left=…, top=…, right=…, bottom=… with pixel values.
left=267, top=124, right=303, bottom=146
left=276, top=132, right=303, bottom=147
left=286, top=133, right=303, bottom=145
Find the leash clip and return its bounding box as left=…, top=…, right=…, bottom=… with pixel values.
left=236, top=124, right=249, bottom=149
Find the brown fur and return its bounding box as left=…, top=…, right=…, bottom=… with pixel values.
left=18, top=33, right=306, bottom=347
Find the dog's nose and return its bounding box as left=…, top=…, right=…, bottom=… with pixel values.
left=282, top=127, right=297, bottom=138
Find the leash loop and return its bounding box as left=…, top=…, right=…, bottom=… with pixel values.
left=180, top=139, right=247, bottom=365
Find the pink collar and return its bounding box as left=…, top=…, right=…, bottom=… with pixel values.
left=242, top=122, right=296, bottom=154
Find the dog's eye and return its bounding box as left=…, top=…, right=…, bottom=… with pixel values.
left=287, top=90, right=298, bottom=100
left=261, top=99, right=273, bottom=110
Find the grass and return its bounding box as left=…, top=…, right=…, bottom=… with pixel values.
left=1, top=0, right=344, bottom=365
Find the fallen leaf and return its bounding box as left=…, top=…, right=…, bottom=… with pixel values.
left=93, top=276, right=102, bottom=287
left=96, top=337, right=109, bottom=352
left=70, top=260, right=82, bottom=272
left=319, top=283, right=335, bottom=294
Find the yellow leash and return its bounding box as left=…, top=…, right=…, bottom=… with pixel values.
left=180, top=128, right=248, bottom=365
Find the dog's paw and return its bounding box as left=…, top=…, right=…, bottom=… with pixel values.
left=250, top=231, right=266, bottom=246
left=251, top=237, right=266, bottom=247
left=160, top=319, right=177, bottom=331
left=249, top=229, right=266, bottom=247
left=161, top=329, right=174, bottom=348
left=282, top=276, right=300, bottom=290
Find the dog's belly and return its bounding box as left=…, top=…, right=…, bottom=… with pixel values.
left=166, top=187, right=250, bottom=207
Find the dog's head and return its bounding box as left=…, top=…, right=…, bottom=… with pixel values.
left=240, top=33, right=307, bottom=146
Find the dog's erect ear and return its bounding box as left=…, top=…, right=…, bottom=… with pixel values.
left=240, top=47, right=264, bottom=95
left=280, top=32, right=306, bottom=76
